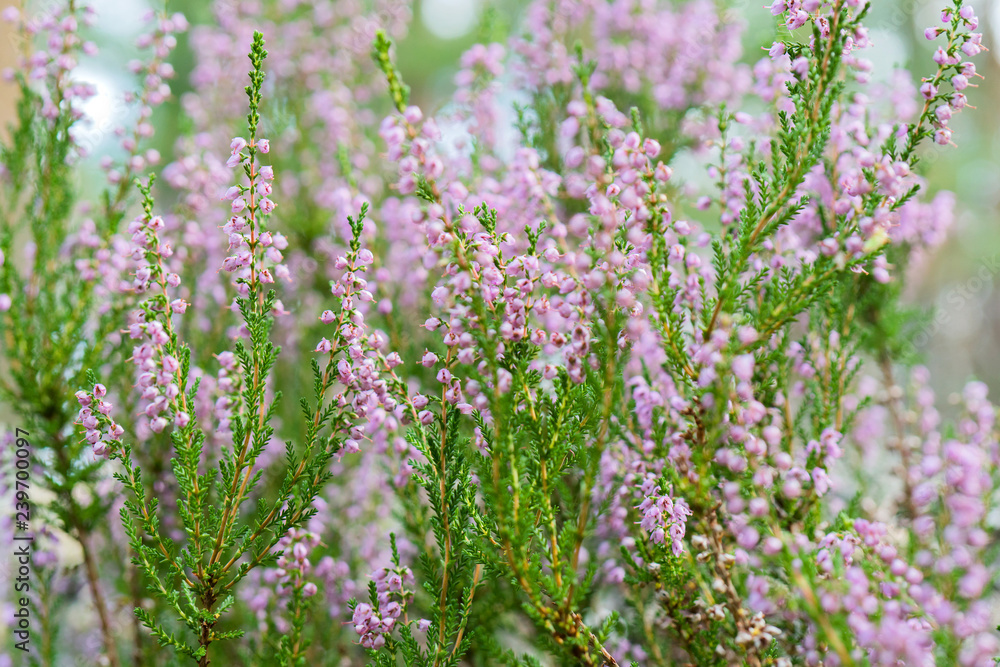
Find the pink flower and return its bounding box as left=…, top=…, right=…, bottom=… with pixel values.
left=162, top=356, right=179, bottom=373
left=403, top=106, right=423, bottom=124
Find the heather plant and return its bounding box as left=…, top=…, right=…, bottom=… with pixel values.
left=74, top=31, right=396, bottom=665
left=0, top=4, right=183, bottom=666
left=0, top=0, right=998, bottom=666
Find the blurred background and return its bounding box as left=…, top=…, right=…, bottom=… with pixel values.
left=0, top=0, right=998, bottom=397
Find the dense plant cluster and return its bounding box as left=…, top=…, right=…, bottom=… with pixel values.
left=0, top=0, right=997, bottom=665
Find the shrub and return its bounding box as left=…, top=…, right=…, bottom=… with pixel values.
left=0, top=0, right=995, bottom=665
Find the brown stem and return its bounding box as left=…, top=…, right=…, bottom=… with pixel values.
left=52, top=432, right=129, bottom=666
left=880, top=358, right=919, bottom=519
left=197, top=620, right=215, bottom=667
left=79, top=531, right=122, bottom=667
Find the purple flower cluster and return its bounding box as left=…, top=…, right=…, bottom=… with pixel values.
left=99, top=10, right=187, bottom=185
left=923, top=4, right=984, bottom=146
left=220, top=136, right=288, bottom=289
left=350, top=562, right=415, bottom=649
left=637, top=477, right=692, bottom=557
left=514, top=0, right=749, bottom=113
left=0, top=3, right=97, bottom=129
left=248, top=528, right=322, bottom=633
left=314, top=237, right=397, bottom=458
left=124, top=200, right=192, bottom=436
left=74, top=384, right=123, bottom=458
